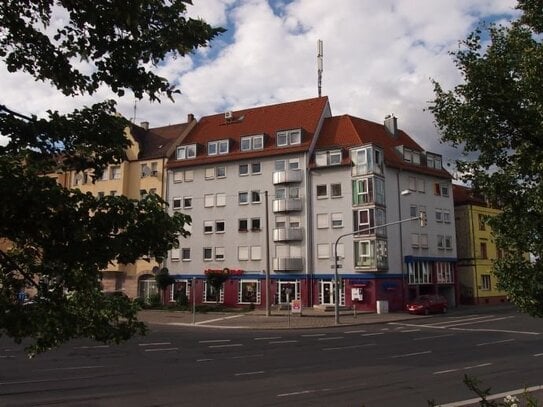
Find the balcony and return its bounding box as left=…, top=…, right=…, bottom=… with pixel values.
left=272, top=198, right=302, bottom=213
left=273, top=228, right=303, bottom=242
left=272, top=169, right=302, bottom=184
left=272, top=257, right=303, bottom=272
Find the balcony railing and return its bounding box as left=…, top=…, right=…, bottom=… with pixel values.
left=272, top=257, right=303, bottom=272
left=272, top=227, right=303, bottom=242
left=272, top=169, right=302, bottom=184
left=272, top=198, right=302, bottom=213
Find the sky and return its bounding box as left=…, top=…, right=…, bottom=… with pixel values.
left=0, top=0, right=520, bottom=168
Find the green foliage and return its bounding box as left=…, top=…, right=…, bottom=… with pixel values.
left=429, top=1, right=543, bottom=317
left=0, top=0, right=222, bottom=355
left=155, top=268, right=175, bottom=291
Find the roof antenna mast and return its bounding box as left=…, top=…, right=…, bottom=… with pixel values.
left=317, top=39, right=323, bottom=97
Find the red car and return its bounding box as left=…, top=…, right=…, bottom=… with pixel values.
left=406, top=295, right=448, bottom=315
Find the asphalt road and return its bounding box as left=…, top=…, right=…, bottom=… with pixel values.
left=1, top=307, right=542, bottom=406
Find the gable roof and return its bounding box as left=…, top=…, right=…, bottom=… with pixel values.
left=131, top=122, right=192, bottom=160
left=453, top=184, right=488, bottom=206
left=314, top=114, right=451, bottom=179
left=167, top=96, right=330, bottom=169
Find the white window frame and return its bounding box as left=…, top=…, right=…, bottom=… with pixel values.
left=216, top=166, right=226, bottom=178
left=317, top=243, right=330, bottom=259
left=181, top=248, right=191, bottom=261
left=215, top=220, right=225, bottom=233
left=331, top=213, right=343, bottom=228
left=317, top=213, right=329, bottom=229
left=239, top=164, right=249, bottom=176
left=331, top=183, right=342, bottom=198
left=216, top=193, right=226, bottom=207
left=203, top=220, right=213, bottom=234
left=239, top=192, right=249, bottom=205
left=218, top=140, right=229, bottom=154
left=173, top=170, right=183, bottom=183
left=215, top=247, right=225, bottom=261
left=238, top=280, right=261, bottom=304
left=481, top=274, right=491, bottom=290
left=204, top=194, right=214, bottom=208
left=240, top=137, right=252, bottom=151
left=251, top=190, right=261, bottom=204
left=316, top=184, right=327, bottom=198
left=251, top=162, right=261, bottom=175
left=205, top=167, right=215, bottom=180
left=184, top=170, right=194, bottom=181
left=183, top=196, right=192, bottom=209
left=238, top=246, right=249, bottom=261
left=250, top=246, right=262, bottom=260
left=172, top=197, right=182, bottom=210
left=207, top=141, right=218, bottom=155
left=170, top=248, right=180, bottom=261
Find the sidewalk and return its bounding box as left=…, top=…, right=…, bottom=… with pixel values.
left=138, top=307, right=429, bottom=329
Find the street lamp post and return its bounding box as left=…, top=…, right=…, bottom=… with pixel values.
left=333, top=212, right=424, bottom=325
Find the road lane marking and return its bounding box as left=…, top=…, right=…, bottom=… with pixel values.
left=452, top=327, right=540, bottom=335
left=439, top=316, right=514, bottom=328
left=195, top=314, right=245, bottom=325
left=476, top=338, right=515, bottom=347
left=436, top=384, right=543, bottom=407
left=199, top=339, right=231, bottom=344
left=196, top=358, right=214, bottom=362
left=361, top=332, right=384, bottom=337
left=318, top=336, right=344, bottom=341
left=344, top=329, right=366, bottom=334
left=208, top=343, right=243, bottom=348
left=399, top=329, right=421, bottom=333
left=231, top=354, right=264, bottom=359
left=269, top=340, right=298, bottom=344
left=301, top=333, right=326, bottom=337
left=534, top=353, right=543, bottom=357
left=390, top=350, right=432, bottom=358
left=74, top=345, right=110, bottom=349
left=0, top=355, right=15, bottom=359
left=323, top=343, right=376, bottom=351
left=33, top=365, right=105, bottom=372
left=434, top=362, right=492, bottom=375
left=254, top=336, right=282, bottom=341
left=414, top=334, right=454, bottom=341
left=427, top=315, right=498, bottom=326
left=277, top=389, right=317, bottom=397
left=138, top=342, right=172, bottom=347
left=144, top=347, right=179, bottom=352
left=235, top=371, right=265, bottom=376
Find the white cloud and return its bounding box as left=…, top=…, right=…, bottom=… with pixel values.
left=1, top=0, right=520, bottom=159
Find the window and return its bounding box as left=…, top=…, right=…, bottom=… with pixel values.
left=239, top=218, right=248, bottom=231
left=289, top=187, right=299, bottom=198
left=316, top=150, right=342, bottom=166
left=208, top=141, right=217, bottom=155
left=408, top=261, right=431, bottom=284
left=354, top=208, right=385, bottom=235
left=315, top=152, right=327, bottom=167
left=275, top=216, right=286, bottom=228
left=204, top=194, right=214, bottom=207
left=408, top=176, right=417, bottom=191
left=411, top=233, right=420, bottom=248
left=329, top=150, right=342, bottom=165
left=481, top=274, right=491, bottom=290
left=417, top=178, right=425, bottom=193
left=215, top=247, right=225, bottom=261
left=204, top=281, right=223, bottom=303
left=239, top=192, right=249, bottom=205
left=97, top=191, right=105, bottom=199
left=427, top=153, right=443, bottom=170
left=478, top=214, right=486, bottom=231
left=238, top=246, right=249, bottom=261
left=276, top=129, right=301, bottom=146
left=172, top=197, right=182, bottom=210
left=289, top=216, right=300, bottom=228
left=316, top=184, right=327, bottom=198
left=203, top=247, right=213, bottom=261
left=183, top=197, right=192, bottom=209
left=420, top=234, right=429, bottom=248
left=437, top=235, right=444, bottom=249
left=355, top=241, right=372, bottom=267
left=443, top=210, right=451, bottom=223
left=410, top=205, right=418, bottom=218
left=251, top=190, right=261, bottom=203
left=216, top=166, right=226, bottom=178
left=176, top=144, right=196, bottom=160
left=317, top=244, right=330, bottom=259
left=275, top=160, right=286, bottom=171
left=173, top=170, right=184, bottom=183
left=353, top=178, right=372, bottom=205
left=241, top=135, right=264, bottom=151
left=184, top=170, right=194, bottom=181
left=110, top=166, right=121, bottom=180
left=181, top=248, right=191, bottom=261
left=317, top=213, right=329, bottom=229
left=251, top=218, right=261, bottom=230
left=239, top=164, right=249, bottom=176
left=215, top=220, right=225, bottom=233
left=204, top=221, right=213, bottom=234
left=276, top=188, right=286, bottom=199
left=205, top=167, right=215, bottom=179
left=251, top=162, right=261, bottom=174
left=216, top=193, right=226, bottom=207
left=331, top=183, right=342, bottom=198
left=441, top=185, right=449, bottom=197
left=331, top=213, right=343, bottom=228
left=436, top=262, right=453, bottom=283
left=480, top=242, right=488, bottom=259
left=412, top=151, right=420, bottom=165
left=251, top=246, right=262, bottom=260
left=435, top=209, right=443, bottom=223
left=171, top=248, right=180, bottom=261
left=239, top=280, right=260, bottom=304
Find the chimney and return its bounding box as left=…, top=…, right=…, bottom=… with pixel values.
left=187, top=113, right=195, bottom=122
left=384, top=114, right=397, bottom=137
left=140, top=121, right=149, bottom=130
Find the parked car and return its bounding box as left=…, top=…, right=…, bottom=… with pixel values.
left=406, top=295, right=448, bottom=315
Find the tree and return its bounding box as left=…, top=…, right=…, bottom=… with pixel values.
left=429, top=0, right=543, bottom=316
left=0, top=0, right=223, bottom=356
left=155, top=267, right=175, bottom=305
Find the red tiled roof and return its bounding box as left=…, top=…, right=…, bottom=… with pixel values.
left=167, top=97, right=330, bottom=169
left=453, top=184, right=487, bottom=206
left=314, top=115, right=451, bottom=179
left=131, top=122, right=191, bottom=160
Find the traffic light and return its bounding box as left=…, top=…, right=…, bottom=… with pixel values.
left=419, top=210, right=427, bottom=227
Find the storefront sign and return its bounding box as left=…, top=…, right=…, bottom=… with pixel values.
left=204, top=268, right=244, bottom=276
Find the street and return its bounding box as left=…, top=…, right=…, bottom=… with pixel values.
left=1, top=306, right=542, bottom=406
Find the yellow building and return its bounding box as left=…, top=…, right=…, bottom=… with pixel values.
left=453, top=184, right=509, bottom=305
left=64, top=117, right=195, bottom=298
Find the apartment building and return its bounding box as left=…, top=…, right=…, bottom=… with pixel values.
left=164, top=97, right=457, bottom=311
left=453, top=184, right=509, bottom=305
left=63, top=119, right=195, bottom=297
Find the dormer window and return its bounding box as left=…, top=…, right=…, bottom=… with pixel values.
left=316, top=150, right=342, bottom=167
left=176, top=144, right=196, bottom=160
left=208, top=139, right=230, bottom=156
left=426, top=153, right=442, bottom=170
left=403, top=148, right=421, bottom=165
left=241, top=134, right=264, bottom=151
left=276, top=129, right=302, bottom=147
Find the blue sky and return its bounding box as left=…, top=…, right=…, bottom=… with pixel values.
left=0, top=0, right=520, bottom=167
